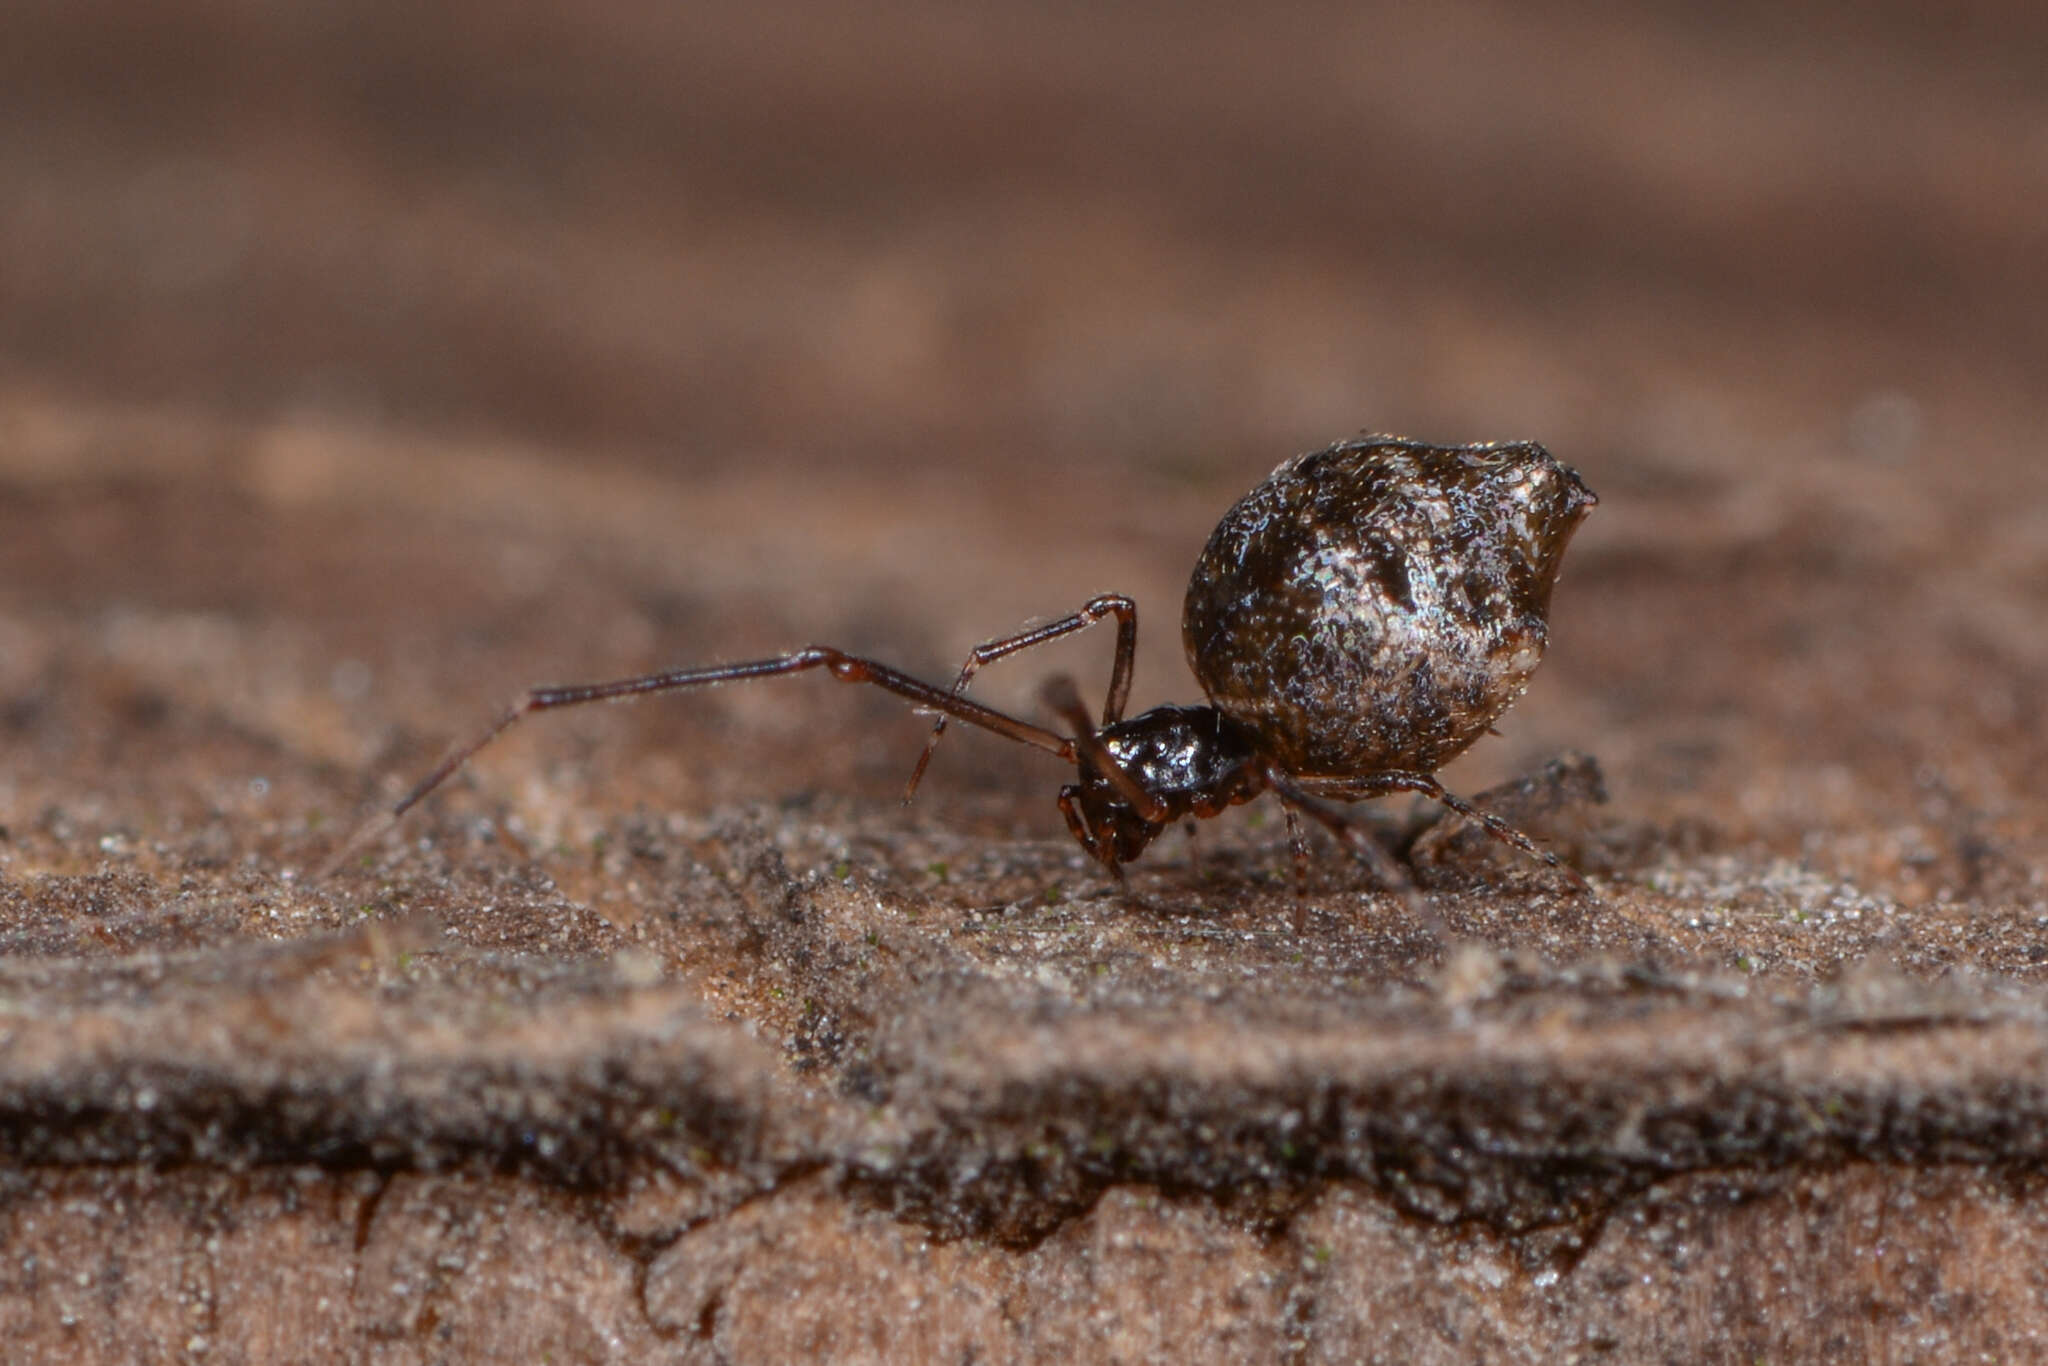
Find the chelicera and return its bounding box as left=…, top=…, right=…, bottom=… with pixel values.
left=364, top=435, right=1597, bottom=891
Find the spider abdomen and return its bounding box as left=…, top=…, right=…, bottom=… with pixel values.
left=1181, top=436, right=1596, bottom=777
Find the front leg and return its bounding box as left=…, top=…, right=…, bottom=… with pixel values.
left=323, top=646, right=1082, bottom=878
left=904, top=594, right=1138, bottom=802
left=1058, top=784, right=1129, bottom=892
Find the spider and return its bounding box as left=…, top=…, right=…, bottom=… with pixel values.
left=345, top=435, right=1596, bottom=891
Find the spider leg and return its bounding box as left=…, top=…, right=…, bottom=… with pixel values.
left=1272, top=782, right=1414, bottom=892
left=1283, top=769, right=1590, bottom=893
left=324, top=647, right=1079, bottom=876
left=1057, top=784, right=1115, bottom=872
left=1039, top=674, right=1166, bottom=822
left=1272, top=780, right=1448, bottom=943
left=1283, top=805, right=1309, bottom=898
left=904, top=593, right=1137, bottom=803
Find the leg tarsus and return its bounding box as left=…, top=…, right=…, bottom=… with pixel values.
left=1282, top=805, right=1311, bottom=933
left=1283, top=806, right=1310, bottom=898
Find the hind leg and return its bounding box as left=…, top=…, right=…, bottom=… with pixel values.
left=1282, top=769, right=1589, bottom=894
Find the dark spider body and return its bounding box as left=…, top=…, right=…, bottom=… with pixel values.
left=1059, top=705, right=1267, bottom=867
left=1186, top=437, right=1595, bottom=777
left=352, top=434, right=1597, bottom=892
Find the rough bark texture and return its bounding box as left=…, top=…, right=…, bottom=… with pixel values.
left=3, top=1, right=2047, bottom=1360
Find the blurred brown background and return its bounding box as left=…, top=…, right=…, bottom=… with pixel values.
left=10, top=0, right=2044, bottom=462
left=7, top=0, right=2046, bottom=861
left=4, top=3, right=2048, bottom=1359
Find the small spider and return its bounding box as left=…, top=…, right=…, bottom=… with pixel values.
left=347, top=435, right=1596, bottom=891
